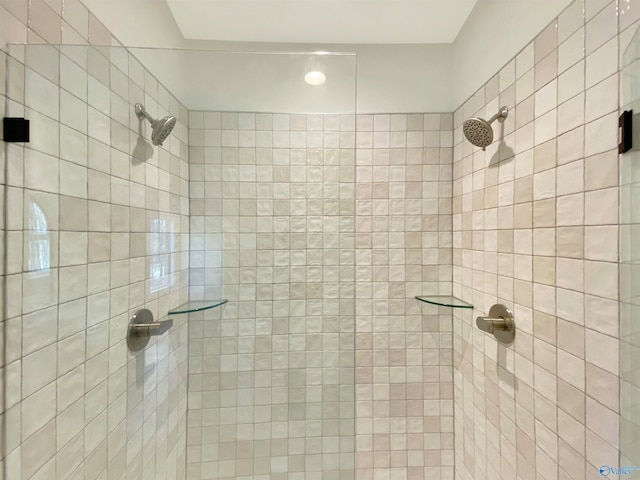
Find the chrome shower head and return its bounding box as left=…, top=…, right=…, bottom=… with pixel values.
left=135, top=103, right=176, bottom=146
left=151, top=115, right=177, bottom=146
left=463, top=106, right=508, bottom=151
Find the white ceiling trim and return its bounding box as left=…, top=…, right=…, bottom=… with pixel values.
left=166, top=0, right=478, bottom=44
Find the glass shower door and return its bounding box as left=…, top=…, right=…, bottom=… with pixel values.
left=1, top=42, right=357, bottom=480
left=621, top=24, right=640, bottom=470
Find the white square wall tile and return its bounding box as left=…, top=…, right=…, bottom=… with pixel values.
left=60, top=125, right=89, bottom=166
left=25, top=68, right=59, bottom=120
left=88, top=76, right=110, bottom=114
left=586, top=397, right=619, bottom=447
left=585, top=74, right=617, bottom=123
left=586, top=2, right=617, bottom=54
left=24, top=149, right=59, bottom=193
left=87, top=106, right=110, bottom=145
left=584, top=260, right=618, bottom=299
left=557, top=160, right=584, bottom=196
left=557, top=126, right=584, bottom=166
left=516, top=44, right=535, bottom=79
left=23, top=269, right=59, bottom=314
left=585, top=329, right=619, bottom=375
left=585, top=37, right=617, bottom=89
left=585, top=187, right=618, bottom=225
left=57, top=331, right=85, bottom=376
left=558, top=0, right=585, bottom=44
left=535, top=80, right=557, bottom=116
left=557, top=257, right=584, bottom=291
left=586, top=0, right=612, bottom=21
left=534, top=109, right=557, bottom=145
left=59, top=267, right=88, bottom=306
left=60, top=160, right=88, bottom=198
left=558, top=93, right=584, bottom=135
left=585, top=294, right=618, bottom=337
left=59, top=232, right=88, bottom=266
left=22, top=381, right=57, bottom=439
left=22, top=306, right=58, bottom=356
left=28, top=110, right=60, bottom=157
left=585, top=226, right=618, bottom=262
left=584, top=112, right=618, bottom=157
left=558, top=61, right=585, bottom=104
left=557, top=350, right=585, bottom=391
left=22, top=344, right=57, bottom=398
left=60, top=90, right=88, bottom=134
left=620, top=0, right=640, bottom=32
left=533, top=169, right=556, bottom=200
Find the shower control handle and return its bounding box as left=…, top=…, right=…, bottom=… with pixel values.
left=476, top=316, right=512, bottom=334
left=476, top=304, right=515, bottom=344
left=131, top=319, right=173, bottom=337
left=127, top=308, right=173, bottom=351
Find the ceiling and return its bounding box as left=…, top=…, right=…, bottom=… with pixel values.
left=165, top=0, right=478, bottom=44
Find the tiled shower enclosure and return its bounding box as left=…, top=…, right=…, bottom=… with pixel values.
left=1, top=0, right=638, bottom=479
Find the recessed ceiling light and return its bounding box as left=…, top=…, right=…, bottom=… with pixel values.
left=305, top=71, right=326, bottom=86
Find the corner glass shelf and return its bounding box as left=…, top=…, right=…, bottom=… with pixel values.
left=415, top=296, right=473, bottom=309
left=168, top=299, right=228, bottom=315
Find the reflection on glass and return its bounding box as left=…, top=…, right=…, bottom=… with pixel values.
left=27, top=202, right=50, bottom=271
left=150, top=217, right=175, bottom=293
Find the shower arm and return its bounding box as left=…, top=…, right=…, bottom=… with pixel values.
left=135, top=103, right=156, bottom=125
left=487, top=106, right=509, bottom=125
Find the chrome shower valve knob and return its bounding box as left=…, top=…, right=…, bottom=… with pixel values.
left=127, top=308, right=174, bottom=351
left=476, top=303, right=515, bottom=344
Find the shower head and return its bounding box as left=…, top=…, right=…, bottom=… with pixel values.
left=135, top=103, right=176, bottom=146
left=463, top=118, right=494, bottom=150
left=463, top=106, right=508, bottom=151
left=152, top=115, right=177, bottom=146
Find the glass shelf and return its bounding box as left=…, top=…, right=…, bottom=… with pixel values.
left=415, top=296, right=474, bottom=309
left=168, top=299, right=228, bottom=315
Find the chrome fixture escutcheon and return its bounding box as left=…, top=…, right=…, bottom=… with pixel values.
left=476, top=303, right=515, bottom=344
left=127, top=308, right=174, bottom=351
